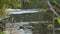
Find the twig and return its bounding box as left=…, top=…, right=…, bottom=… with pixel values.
left=47, top=0, right=60, bottom=17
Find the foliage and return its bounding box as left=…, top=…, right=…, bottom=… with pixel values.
left=0, top=31, right=6, bottom=34
left=0, top=0, right=22, bottom=18
left=57, top=18, right=60, bottom=24
left=0, top=9, right=6, bottom=19
left=53, top=0, right=60, bottom=3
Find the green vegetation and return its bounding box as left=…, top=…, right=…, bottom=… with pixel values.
left=0, top=31, right=6, bottom=34
left=0, top=0, right=60, bottom=18
left=57, top=18, right=60, bottom=24
left=0, top=0, right=60, bottom=34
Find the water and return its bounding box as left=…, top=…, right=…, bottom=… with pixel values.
left=24, top=29, right=32, bottom=34
left=6, top=22, right=33, bottom=34
left=5, top=29, right=32, bottom=34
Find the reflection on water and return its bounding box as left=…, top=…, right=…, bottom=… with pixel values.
left=6, top=22, right=33, bottom=34
left=5, top=28, right=32, bottom=34
left=24, top=29, right=32, bottom=34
